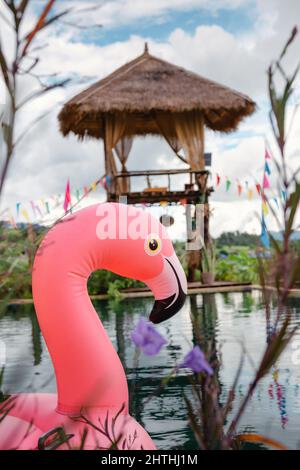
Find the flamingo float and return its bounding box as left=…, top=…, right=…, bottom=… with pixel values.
left=0, top=203, right=187, bottom=450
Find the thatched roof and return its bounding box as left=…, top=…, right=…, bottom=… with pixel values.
left=58, top=44, right=255, bottom=139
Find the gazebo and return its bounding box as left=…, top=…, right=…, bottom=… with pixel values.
left=58, top=44, right=255, bottom=279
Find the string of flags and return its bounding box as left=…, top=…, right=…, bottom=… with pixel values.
left=261, top=147, right=271, bottom=249
left=1, top=146, right=287, bottom=233
left=2, top=174, right=112, bottom=227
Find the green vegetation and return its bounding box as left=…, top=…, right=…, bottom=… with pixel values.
left=0, top=222, right=270, bottom=305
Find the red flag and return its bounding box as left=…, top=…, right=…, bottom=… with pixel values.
left=265, top=148, right=271, bottom=159
left=256, top=183, right=261, bottom=195
left=63, top=179, right=71, bottom=212
left=237, top=182, right=242, bottom=196
left=216, top=174, right=221, bottom=186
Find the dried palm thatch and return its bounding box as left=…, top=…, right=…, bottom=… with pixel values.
left=58, top=45, right=255, bottom=140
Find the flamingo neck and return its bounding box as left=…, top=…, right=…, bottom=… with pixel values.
left=32, top=214, right=128, bottom=415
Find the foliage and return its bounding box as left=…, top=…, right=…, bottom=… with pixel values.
left=215, top=247, right=259, bottom=283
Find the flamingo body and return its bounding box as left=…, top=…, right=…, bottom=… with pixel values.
left=0, top=203, right=187, bottom=450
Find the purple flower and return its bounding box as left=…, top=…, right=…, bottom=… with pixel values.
left=131, top=318, right=167, bottom=356
left=181, top=346, right=213, bottom=375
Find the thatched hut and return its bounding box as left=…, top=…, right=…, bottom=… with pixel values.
left=58, top=44, right=255, bottom=280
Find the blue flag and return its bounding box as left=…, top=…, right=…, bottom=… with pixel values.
left=261, top=217, right=270, bottom=249
left=264, top=161, right=271, bottom=175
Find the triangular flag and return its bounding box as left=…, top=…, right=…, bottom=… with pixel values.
left=264, top=161, right=271, bottom=175
left=84, top=186, right=89, bottom=195
left=281, top=190, right=286, bottom=201
left=248, top=188, right=253, bottom=200
left=76, top=189, right=81, bottom=201
left=263, top=174, right=270, bottom=189
left=265, top=148, right=271, bottom=159
left=216, top=174, right=221, bottom=186
left=256, top=183, right=261, bottom=195
left=21, top=208, right=30, bottom=223
left=262, top=200, right=269, bottom=216
left=261, top=217, right=270, bottom=249
left=45, top=201, right=50, bottom=214
left=226, top=179, right=231, bottom=192
left=237, top=182, right=242, bottom=196
left=91, top=181, right=97, bottom=191
left=16, top=202, right=21, bottom=217
left=63, top=179, right=71, bottom=212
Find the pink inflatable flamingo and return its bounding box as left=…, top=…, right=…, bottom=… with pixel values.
left=0, top=203, right=187, bottom=450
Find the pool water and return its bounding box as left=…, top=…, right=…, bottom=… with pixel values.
left=1, top=291, right=300, bottom=450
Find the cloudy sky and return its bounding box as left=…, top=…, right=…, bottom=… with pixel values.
left=0, top=0, right=299, bottom=238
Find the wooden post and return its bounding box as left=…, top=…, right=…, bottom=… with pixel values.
left=103, top=118, right=116, bottom=199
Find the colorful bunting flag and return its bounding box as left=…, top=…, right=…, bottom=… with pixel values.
left=16, top=202, right=21, bottom=218
left=237, top=182, right=242, bottom=196
left=21, top=208, right=30, bottom=223
left=256, top=183, right=261, bottom=195
left=265, top=148, right=271, bottom=159
left=63, top=179, right=71, bottom=213
left=263, top=174, right=270, bottom=189
left=226, top=178, right=231, bottom=192
left=262, top=200, right=269, bottom=216
left=91, top=181, right=97, bottom=191
left=247, top=188, right=253, bottom=200
left=216, top=174, right=221, bottom=186
left=265, top=161, right=271, bottom=175
left=261, top=216, right=270, bottom=249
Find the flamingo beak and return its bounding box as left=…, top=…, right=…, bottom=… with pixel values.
left=145, top=253, right=187, bottom=324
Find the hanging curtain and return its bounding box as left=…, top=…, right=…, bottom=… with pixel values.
left=104, top=114, right=127, bottom=194
left=155, top=113, right=188, bottom=165
left=174, top=110, right=204, bottom=171
left=114, top=136, right=133, bottom=193
left=155, top=111, right=205, bottom=170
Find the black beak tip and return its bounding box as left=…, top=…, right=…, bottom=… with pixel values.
left=149, top=290, right=186, bottom=324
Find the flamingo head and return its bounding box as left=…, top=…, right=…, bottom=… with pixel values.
left=98, top=204, right=187, bottom=324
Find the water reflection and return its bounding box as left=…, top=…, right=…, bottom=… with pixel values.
left=1, top=291, right=300, bottom=449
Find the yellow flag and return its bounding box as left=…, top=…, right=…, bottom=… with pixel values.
left=91, top=182, right=97, bottom=191
left=21, top=208, right=30, bottom=223
left=262, top=201, right=269, bottom=216
left=248, top=188, right=253, bottom=200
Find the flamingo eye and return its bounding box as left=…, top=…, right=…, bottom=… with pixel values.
left=145, top=234, right=162, bottom=256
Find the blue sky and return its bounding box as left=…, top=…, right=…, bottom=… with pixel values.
left=79, top=5, right=255, bottom=45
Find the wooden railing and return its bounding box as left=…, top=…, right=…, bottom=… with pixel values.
left=107, top=168, right=211, bottom=204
